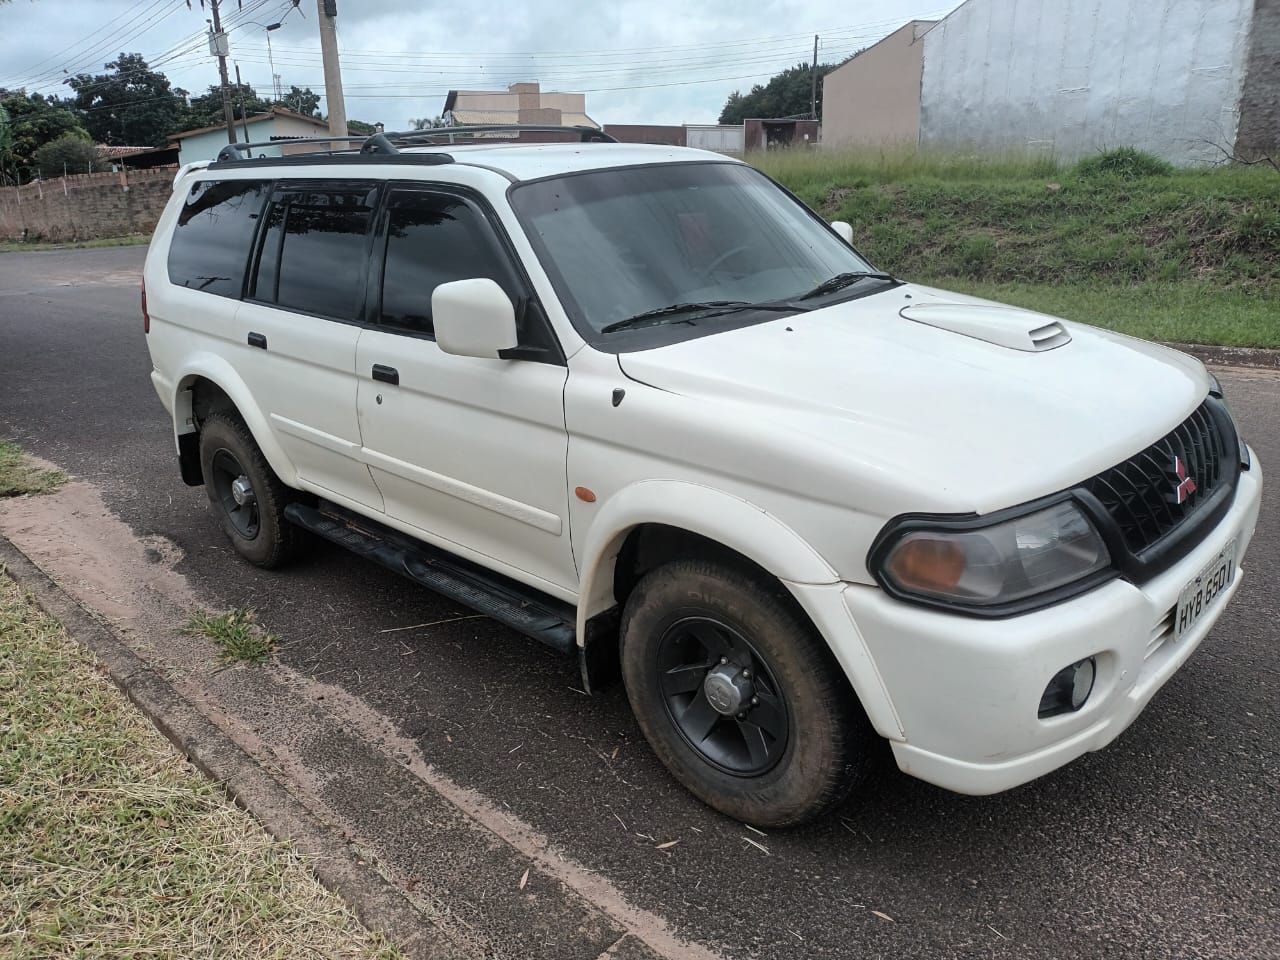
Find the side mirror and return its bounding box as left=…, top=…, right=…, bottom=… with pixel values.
left=432, top=278, right=519, bottom=359
left=830, top=221, right=854, bottom=245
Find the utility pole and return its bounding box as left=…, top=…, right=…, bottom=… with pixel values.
left=208, top=0, right=238, bottom=143
left=235, top=63, right=251, bottom=144
left=317, top=0, right=348, bottom=137
left=810, top=34, right=819, bottom=120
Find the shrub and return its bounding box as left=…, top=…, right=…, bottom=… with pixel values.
left=32, top=133, right=97, bottom=178
left=1074, top=147, right=1174, bottom=180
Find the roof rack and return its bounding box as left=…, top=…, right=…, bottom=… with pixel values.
left=213, top=125, right=616, bottom=163
left=381, top=125, right=617, bottom=145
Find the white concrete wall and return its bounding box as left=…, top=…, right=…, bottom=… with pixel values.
left=919, top=0, right=1256, bottom=164
left=686, top=125, right=745, bottom=153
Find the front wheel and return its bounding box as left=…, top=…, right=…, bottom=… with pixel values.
left=198, top=413, right=301, bottom=569
left=620, top=559, right=874, bottom=827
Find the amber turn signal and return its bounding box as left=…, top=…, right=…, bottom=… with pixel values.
left=885, top=536, right=966, bottom=592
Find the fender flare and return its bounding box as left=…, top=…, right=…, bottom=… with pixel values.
left=575, top=480, right=837, bottom=635
left=575, top=480, right=903, bottom=739
left=172, top=353, right=299, bottom=486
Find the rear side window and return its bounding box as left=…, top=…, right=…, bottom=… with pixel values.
left=167, top=180, right=268, bottom=298
left=379, top=190, right=516, bottom=335
left=250, top=183, right=377, bottom=321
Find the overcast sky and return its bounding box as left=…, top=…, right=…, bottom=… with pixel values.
left=1, top=0, right=958, bottom=128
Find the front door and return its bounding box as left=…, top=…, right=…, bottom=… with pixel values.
left=354, top=186, right=575, bottom=595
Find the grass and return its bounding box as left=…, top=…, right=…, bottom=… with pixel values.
left=0, top=234, right=149, bottom=253
left=932, top=280, right=1280, bottom=349
left=0, top=572, right=399, bottom=959
left=184, top=608, right=279, bottom=664
left=0, top=440, right=67, bottom=497
left=756, top=146, right=1280, bottom=348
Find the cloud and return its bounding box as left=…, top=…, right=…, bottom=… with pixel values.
left=0, top=0, right=955, bottom=128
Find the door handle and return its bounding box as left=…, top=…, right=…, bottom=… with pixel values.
left=247, top=331, right=267, bottom=349
left=371, top=364, right=399, bottom=385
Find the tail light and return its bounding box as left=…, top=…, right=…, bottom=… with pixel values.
left=141, top=279, right=150, bottom=334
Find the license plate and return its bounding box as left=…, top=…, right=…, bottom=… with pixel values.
left=1174, top=539, right=1237, bottom=642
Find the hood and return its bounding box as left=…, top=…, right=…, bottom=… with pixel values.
left=616, top=283, right=1208, bottom=514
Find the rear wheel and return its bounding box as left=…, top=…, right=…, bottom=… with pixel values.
left=198, top=413, right=300, bottom=569
left=620, top=559, right=873, bottom=827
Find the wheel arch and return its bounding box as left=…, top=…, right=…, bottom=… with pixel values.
left=574, top=481, right=902, bottom=739
left=170, top=355, right=298, bottom=488
left=575, top=481, right=839, bottom=640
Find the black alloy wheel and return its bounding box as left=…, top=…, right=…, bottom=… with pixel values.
left=620, top=559, right=875, bottom=827
left=209, top=447, right=260, bottom=540
left=197, top=412, right=302, bottom=569
left=656, top=616, right=789, bottom=776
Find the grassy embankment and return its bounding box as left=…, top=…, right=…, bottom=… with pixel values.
left=0, top=441, right=397, bottom=959
left=0, top=234, right=150, bottom=253
left=756, top=148, right=1279, bottom=348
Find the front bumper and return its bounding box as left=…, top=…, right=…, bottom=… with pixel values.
left=794, top=450, right=1262, bottom=796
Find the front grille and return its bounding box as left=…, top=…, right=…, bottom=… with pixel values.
left=1083, top=399, right=1233, bottom=557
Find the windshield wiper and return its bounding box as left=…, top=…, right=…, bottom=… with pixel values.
left=600, top=300, right=795, bottom=334
left=795, top=271, right=897, bottom=301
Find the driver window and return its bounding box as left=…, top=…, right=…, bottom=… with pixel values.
left=379, top=191, right=515, bottom=336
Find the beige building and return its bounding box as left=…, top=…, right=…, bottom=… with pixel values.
left=442, top=82, right=598, bottom=128
left=821, top=21, right=935, bottom=148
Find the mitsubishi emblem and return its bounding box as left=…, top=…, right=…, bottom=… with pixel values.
left=1171, top=455, right=1197, bottom=505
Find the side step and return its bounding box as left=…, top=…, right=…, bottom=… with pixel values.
left=283, top=501, right=577, bottom=655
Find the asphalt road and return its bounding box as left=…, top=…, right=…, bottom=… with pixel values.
left=2, top=246, right=1277, bottom=960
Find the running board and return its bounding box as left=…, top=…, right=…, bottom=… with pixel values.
left=283, top=501, right=577, bottom=655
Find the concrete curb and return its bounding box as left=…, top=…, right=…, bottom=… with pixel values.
left=1164, top=341, right=1280, bottom=371
left=0, top=536, right=469, bottom=960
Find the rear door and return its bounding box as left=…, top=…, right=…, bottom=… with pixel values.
left=354, top=185, right=575, bottom=594
left=235, top=180, right=384, bottom=510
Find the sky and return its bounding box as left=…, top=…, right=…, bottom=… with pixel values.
left=0, top=0, right=959, bottom=129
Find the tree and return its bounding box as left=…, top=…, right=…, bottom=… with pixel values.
left=32, top=132, right=97, bottom=177
left=0, top=88, right=88, bottom=181
left=276, top=85, right=320, bottom=117
left=409, top=116, right=447, bottom=129
left=346, top=119, right=377, bottom=135
left=182, top=81, right=271, bottom=131
left=718, top=61, right=845, bottom=124
left=65, top=53, right=185, bottom=146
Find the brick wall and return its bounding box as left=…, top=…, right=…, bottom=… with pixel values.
left=0, top=166, right=176, bottom=243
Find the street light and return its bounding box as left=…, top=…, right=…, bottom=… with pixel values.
left=236, top=20, right=284, bottom=100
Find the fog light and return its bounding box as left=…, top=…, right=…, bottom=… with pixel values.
left=1038, top=657, right=1096, bottom=719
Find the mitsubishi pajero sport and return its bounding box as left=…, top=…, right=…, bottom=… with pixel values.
left=142, top=126, right=1263, bottom=826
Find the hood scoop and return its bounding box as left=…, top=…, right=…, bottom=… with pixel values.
left=900, top=303, right=1072, bottom=352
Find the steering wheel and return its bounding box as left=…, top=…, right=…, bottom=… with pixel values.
left=701, top=244, right=752, bottom=278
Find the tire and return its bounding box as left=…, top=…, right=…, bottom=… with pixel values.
left=198, top=412, right=301, bottom=569
left=620, top=559, right=874, bottom=827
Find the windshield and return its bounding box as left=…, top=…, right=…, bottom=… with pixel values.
left=509, top=162, right=877, bottom=343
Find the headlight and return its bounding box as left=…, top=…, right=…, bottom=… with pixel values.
left=875, top=500, right=1112, bottom=610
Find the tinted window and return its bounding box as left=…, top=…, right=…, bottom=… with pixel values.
left=510, top=163, right=873, bottom=339
left=379, top=191, right=515, bottom=335
left=167, top=179, right=267, bottom=298
left=251, top=184, right=377, bottom=320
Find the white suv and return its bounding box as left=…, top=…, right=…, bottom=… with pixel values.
left=142, top=127, right=1263, bottom=826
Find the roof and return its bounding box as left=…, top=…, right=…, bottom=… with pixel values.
left=449, top=109, right=599, bottom=129
left=96, top=144, right=174, bottom=158
left=204, top=141, right=737, bottom=183
left=170, top=107, right=329, bottom=141
left=398, top=141, right=732, bottom=181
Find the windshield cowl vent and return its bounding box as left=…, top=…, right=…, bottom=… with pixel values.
left=900, top=303, right=1073, bottom=352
